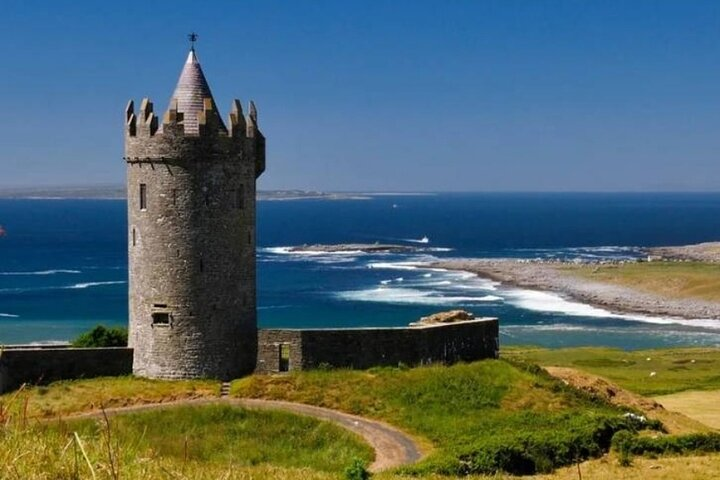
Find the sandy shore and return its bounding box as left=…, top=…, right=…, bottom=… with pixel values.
left=430, top=259, right=720, bottom=320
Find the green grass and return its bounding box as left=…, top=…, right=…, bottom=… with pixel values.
left=1, top=404, right=372, bottom=479
left=504, top=346, right=720, bottom=396
left=232, top=359, right=644, bottom=475
left=559, top=261, right=720, bottom=301
left=0, top=375, right=220, bottom=418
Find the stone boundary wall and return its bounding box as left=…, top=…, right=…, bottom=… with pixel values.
left=0, top=346, right=133, bottom=394
left=0, top=319, right=499, bottom=391
left=256, top=318, right=499, bottom=373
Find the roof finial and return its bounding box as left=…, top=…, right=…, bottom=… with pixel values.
left=188, top=32, right=199, bottom=51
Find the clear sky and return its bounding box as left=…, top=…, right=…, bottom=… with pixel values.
left=1, top=0, right=719, bottom=191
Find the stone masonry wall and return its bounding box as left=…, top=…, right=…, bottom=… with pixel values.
left=125, top=100, right=263, bottom=380
left=256, top=319, right=499, bottom=373
left=0, top=346, right=133, bottom=394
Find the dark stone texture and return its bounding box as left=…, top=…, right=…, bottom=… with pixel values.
left=0, top=346, right=133, bottom=394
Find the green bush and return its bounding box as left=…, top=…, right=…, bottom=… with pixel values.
left=611, top=430, right=635, bottom=466
left=71, top=325, right=128, bottom=348
left=344, top=458, right=371, bottom=480
left=420, top=415, right=640, bottom=476
left=612, top=430, right=720, bottom=457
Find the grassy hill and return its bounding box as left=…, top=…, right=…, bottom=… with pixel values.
left=3, top=353, right=720, bottom=478
left=232, top=359, right=646, bottom=475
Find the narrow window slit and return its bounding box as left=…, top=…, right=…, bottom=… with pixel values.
left=139, top=183, right=147, bottom=210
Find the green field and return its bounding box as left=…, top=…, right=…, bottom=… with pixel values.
left=560, top=261, right=720, bottom=302
left=504, top=346, right=720, bottom=396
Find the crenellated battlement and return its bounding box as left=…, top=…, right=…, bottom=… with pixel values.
left=125, top=97, right=262, bottom=142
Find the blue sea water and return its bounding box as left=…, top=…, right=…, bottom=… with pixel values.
left=2, top=193, right=720, bottom=348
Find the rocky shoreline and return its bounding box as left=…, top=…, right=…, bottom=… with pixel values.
left=430, top=259, right=720, bottom=321
left=645, top=242, right=720, bottom=263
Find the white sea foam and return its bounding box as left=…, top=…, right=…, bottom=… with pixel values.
left=423, top=273, right=433, bottom=278
left=64, top=281, right=126, bottom=289
left=404, top=236, right=430, bottom=244
left=0, top=269, right=81, bottom=276
left=503, top=323, right=601, bottom=333
left=337, top=287, right=502, bottom=306
left=0, top=281, right=125, bottom=294
left=411, top=280, right=453, bottom=287
left=27, top=340, right=68, bottom=346
left=455, top=281, right=500, bottom=291
left=260, top=246, right=363, bottom=264
left=0, top=313, right=19, bottom=318
left=262, top=246, right=365, bottom=256
left=503, top=288, right=720, bottom=330
left=367, top=261, right=420, bottom=271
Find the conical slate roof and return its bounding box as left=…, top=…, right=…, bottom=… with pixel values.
left=167, top=49, right=226, bottom=135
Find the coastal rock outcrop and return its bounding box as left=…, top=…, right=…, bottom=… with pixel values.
left=411, top=309, right=476, bottom=326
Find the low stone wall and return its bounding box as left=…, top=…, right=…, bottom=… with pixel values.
left=256, top=318, right=498, bottom=373
left=1, top=319, right=499, bottom=390
left=0, top=345, right=133, bottom=394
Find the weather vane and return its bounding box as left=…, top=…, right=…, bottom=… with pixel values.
left=188, top=32, right=199, bottom=51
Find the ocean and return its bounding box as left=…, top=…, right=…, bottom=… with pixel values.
left=2, top=193, right=720, bottom=348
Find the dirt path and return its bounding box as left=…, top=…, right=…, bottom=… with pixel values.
left=52, top=397, right=425, bottom=472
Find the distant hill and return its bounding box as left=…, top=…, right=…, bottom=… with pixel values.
left=0, top=186, right=371, bottom=201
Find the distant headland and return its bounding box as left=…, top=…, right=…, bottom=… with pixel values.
left=0, top=185, right=380, bottom=201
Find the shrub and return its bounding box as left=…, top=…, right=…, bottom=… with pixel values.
left=344, top=458, right=371, bottom=480
left=430, top=415, right=639, bottom=476
left=72, top=325, right=128, bottom=348
left=611, top=430, right=635, bottom=466
left=612, top=431, right=720, bottom=457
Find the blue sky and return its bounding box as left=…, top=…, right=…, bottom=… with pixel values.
left=1, top=0, right=719, bottom=191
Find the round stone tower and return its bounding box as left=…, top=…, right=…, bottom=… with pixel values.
left=124, top=47, right=265, bottom=379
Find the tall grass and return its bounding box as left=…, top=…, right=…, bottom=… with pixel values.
left=0, top=388, right=372, bottom=479
left=0, top=376, right=220, bottom=418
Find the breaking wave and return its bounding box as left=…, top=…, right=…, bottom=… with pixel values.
left=404, top=236, right=430, bottom=244
left=503, top=288, right=720, bottom=330
left=336, top=287, right=502, bottom=306
left=64, top=281, right=126, bottom=289
left=0, top=269, right=81, bottom=276
left=0, top=281, right=126, bottom=294
left=0, top=313, right=19, bottom=318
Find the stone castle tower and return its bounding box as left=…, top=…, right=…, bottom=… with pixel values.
left=124, top=46, right=265, bottom=379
